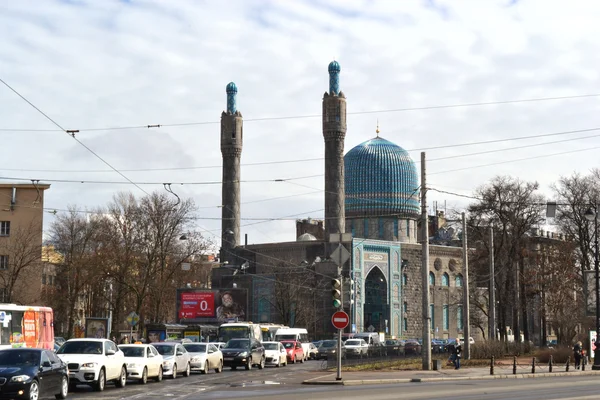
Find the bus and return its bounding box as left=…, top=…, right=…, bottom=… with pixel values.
left=260, top=323, right=289, bottom=342
left=218, top=322, right=263, bottom=343
left=0, top=304, right=54, bottom=350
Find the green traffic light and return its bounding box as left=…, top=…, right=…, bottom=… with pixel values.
left=333, top=299, right=342, bottom=308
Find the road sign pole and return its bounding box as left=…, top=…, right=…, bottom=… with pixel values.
left=337, top=328, right=342, bottom=380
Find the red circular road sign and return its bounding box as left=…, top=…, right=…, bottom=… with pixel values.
left=331, top=311, right=349, bottom=330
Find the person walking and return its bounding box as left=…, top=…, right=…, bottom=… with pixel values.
left=452, top=338, right=462, bottom=370
left=573, top=341, right=583, bottom=370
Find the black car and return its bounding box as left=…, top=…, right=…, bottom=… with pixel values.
left=221, top=339, right=265, bottom=370
left=0, top=348, right=68, bottom=400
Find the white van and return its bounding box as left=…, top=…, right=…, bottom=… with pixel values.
left=274, top=328, right=310, bottom=361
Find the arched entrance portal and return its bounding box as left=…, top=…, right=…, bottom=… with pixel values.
left=364, top=267, right=388, bottom=333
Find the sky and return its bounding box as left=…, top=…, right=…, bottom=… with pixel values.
left=2, top=0, right=600, bottom=250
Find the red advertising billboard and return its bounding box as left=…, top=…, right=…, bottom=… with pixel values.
left=179, top=291, right=215, bottom=319
left=176, top=288, right=247, bottom=324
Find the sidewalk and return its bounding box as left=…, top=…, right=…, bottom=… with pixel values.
left=302, top=365, right=600, bottom=386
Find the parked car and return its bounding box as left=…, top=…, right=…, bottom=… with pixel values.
left=57, top=338, right=127, bottom=392
left=281, top=341, right=304, bottom=364
left=221, top=338, right=265, bottom=370
left=152, top=342, right=191, bottom=379
left=118, top=344, right=164, bottom=384
left=0, top=348, right=69, bottom=399
left=458, top=337, right=475, bottom=346
left=307, top=343, right=319, bottom=360
left=432, top=339, right=446, bottom=353
left=183, top=343, right=223, bottom=374
left=404, top=339, right=422, bottom=355
left=164, top=338, right=193, bottom=344
left=343, top=339, right=369, bottom=358
left=262, top=341, right=287, bottom=367
left=384, top=339, right=405, bottom=356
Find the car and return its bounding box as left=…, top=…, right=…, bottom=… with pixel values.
left=432, top=339, right=445, bottom=353
left=0, top=348, right=69, bottom=400
left=164, top=338, right=193, bottom=344
left=404, top=340, right=422, bottom=355
left=317, top=340, right=345, bottom=360
left=281, top=341, right=304, bottom=364
left=54, top=337, right=66, bottom=346
left=152, top=342, right=191, bottom=379
left=57, top=338, right=127, bottom=392
left=262, top=341, right=287, bottom=367
left=343, top=339, right=369, bottom=358
left=221, top=338, right=265, bottom=370
left=118, top=344, right=164, bottom=384
left=458, top=337, right=475, bottom=346
left=210, top=342, right=227, bottom=351
left=384, top=339, right=404, bottom=356
left=307, top=343, right=319, bottom=360
left=183, top=343, right=223, bottom=374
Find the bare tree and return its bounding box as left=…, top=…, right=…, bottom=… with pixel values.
left=0, top=220, right=44, bottom=304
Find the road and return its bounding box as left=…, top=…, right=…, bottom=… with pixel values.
left=60, top=363, right=600, bottom=400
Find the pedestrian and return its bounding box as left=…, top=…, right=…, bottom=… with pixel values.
left=573, top=341, right=583, bottom=370
left=452, top=338, right=462, bottom=370
left=446, top=340, right=456, bottom=366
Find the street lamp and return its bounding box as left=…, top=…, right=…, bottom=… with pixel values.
left=584, top=206, right=600, bottom=370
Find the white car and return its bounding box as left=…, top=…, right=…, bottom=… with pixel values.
left=343, top=339, right=369, bottom=358
left=153, top=342, right=191, bottom=379
left=119, top=344, right=164, bottom=384
left=210, top=342, right=227, bottom=351
left=262, top=341, right=287, bottom=367
left=56, top=338, right=127, bottom=392
left=183, top=343, right=223, bottom=374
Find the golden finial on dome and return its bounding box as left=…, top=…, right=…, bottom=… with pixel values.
left=376, top=119, right=380, bottom=137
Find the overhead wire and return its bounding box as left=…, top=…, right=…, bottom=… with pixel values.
left=2, top=92, right=599, bottom=133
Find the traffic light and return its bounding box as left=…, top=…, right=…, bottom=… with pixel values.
left=332, top=278, right=342, bottom=308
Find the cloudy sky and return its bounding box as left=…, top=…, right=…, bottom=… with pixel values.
left=2, top=0, right=600, bottom=249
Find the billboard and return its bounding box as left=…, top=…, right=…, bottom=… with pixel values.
left=177, top=288, right=248, bottom=324
left=85, top=318, right=109, bottom=339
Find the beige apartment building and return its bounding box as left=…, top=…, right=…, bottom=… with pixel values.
left=0, top=183, right=50, bottom=305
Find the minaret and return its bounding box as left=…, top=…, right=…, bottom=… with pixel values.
left=323, top=61, right=347, bottom=238
left=221, top=82, right=243, bottom=262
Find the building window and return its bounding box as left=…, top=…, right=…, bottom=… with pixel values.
left=406, top=220, right=410, bottom=238
left=457, top=305, right=463, bottom=330
left=402, top=273, right=407, bottom=286
left=403, top=302, right=407, bottom=314
left=364, top=219, right=369, bottom=237
left=0, top=222, right=9, bottom=236
left=443, top=305, right=449, bottom=331
left=430, top=304, right=434, bottom=330
left=379, top=218, right=384, bottom=239
left=442, top=273, right=449, bottom=287
left=42, top=274, right=47, bottom=285
left=429, top=272, right=435, bottom=286
left=0, top=256, right=7, bottom=270
left=403, top=317, right=408, bottom=332
left=455, top=274, right=464, bottom=287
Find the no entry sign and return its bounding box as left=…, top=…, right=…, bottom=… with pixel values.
left=331, top=311, right=349, bottom=330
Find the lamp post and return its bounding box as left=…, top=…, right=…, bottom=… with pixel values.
left=585, top=205, right=600, bottom=370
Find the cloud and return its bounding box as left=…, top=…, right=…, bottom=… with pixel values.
left=2, top=0, right=600, bottom=246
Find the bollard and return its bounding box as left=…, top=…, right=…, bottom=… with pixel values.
left=549, top=354, right=553, bottom=373
left=532, top=357, right=535, bottom=374
left=513, top=356, right=517, bottom=375
left=582, top=355, right=586, bottom=371
left=566, top=356, right=570, bottom=372
left=490, top=356, right=494, bottom=375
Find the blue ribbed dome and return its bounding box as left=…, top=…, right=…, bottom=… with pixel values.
left=328, top=61, right=341, bottom=73
left=344, top=137, right=419, bottom=217
left=226, top=82, right=237, bottom=93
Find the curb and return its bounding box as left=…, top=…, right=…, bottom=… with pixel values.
left=302, top=371, right=600, bottom=386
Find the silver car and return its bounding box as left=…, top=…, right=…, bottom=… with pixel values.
left=153, top=342, right=191, bottom=379
left=183, top=343, right=223, bottom=374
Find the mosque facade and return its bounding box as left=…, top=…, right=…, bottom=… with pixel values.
left=213, top=62, right=468, bottom=340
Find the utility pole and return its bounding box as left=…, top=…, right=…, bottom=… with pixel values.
left=489, top=225, right=496, bottom=341
left=462, top=212, right=470, bottom=359
left=421, top=152, right=431, bottom=371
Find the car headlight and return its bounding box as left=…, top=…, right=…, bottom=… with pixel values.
left=126, top=363, right=141, bottom=369
left=238, top=352, right=248, bottom=357
left=162, top=360, right=173, bottom=367
left=81, top=362, right=98, bottom=369
left=10, top=375, right=31, bottom=383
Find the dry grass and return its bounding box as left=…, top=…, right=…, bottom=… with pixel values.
left=340, top=357, right=492, bottom=372
left=535, top=346, right=573, bottom=363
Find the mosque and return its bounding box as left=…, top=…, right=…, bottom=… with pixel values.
left=212, top=62, right=467, bottom=340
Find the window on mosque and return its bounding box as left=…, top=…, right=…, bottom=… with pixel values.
left=430, top=304, right=434, bottom=330
left=406, top=221, right=410, bottom=238
left=403, top=318, right=408, bottom=332
left=442, top=273, right=449, bottom=287
left=379, top=219, right=384, bottom=239
left=455, top=274, right=464, bottom=287
left=402, top=274, right=407, bottom=286
left=457, top=306, right=463, bottom=330
left=403, top=302, right=407, bottom=313
left=429, top=272, right=435, bottom=286
left=364, top=219, right=369, bottom=237
left=443, top=305, right=449, bottom=331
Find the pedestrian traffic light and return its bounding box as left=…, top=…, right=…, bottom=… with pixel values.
left=332, top=278, right=342, bottom=308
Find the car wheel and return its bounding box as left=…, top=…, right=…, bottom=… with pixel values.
left=202, top=362, right=209, bottom=375
left=215, top=360, right=223, bottom=373
left=55, top=376, right=68, bottom=399
left=292, top=356, right=296, bottom=364
left=300, top=355, right=304, bottom=364
left=115, top=366, right=127, bottom=388
left=155, top=367, right=163, bottom=382
left=183, top=362, right=191, bottom=377
left=29, top=380, right=39, bottom=400
left=94, top=368, right=106, bottom=392
left=245, top=357, right=252, bottom=370
left=140, top=367, right=148, bottom=384
left=283, top=359, right=287, bottom=367
left=276, top=358, right=280, bottom=368
left=172, top=364, right=177, bottom=379
left=258, top=357, right=265, bottom=369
